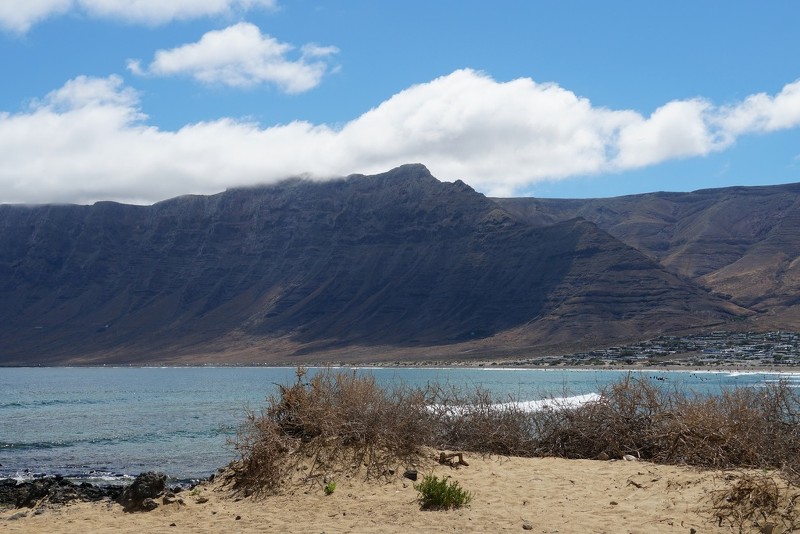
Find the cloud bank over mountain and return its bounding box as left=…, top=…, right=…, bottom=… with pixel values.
left=1, top=69, right=799, bottom=205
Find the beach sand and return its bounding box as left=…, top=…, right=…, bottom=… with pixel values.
left=0, top=454, right=772, bottom=533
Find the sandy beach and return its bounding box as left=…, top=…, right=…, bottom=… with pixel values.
left=1, top=453, right=774, bottom=533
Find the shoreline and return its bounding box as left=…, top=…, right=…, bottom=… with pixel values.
left=3, top=360, right=800, bottom=372
left=3, top=366, right=797, bottom=489
left=2, top=454, right=790, bottom=533
left=5, top=329, right=799, bottom=369
left=4, top=365, right=800, bottom=532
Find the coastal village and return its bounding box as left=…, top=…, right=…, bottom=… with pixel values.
left=494, top=331, right=800, bottom=368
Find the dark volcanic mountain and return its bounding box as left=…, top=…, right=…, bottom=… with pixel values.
left=0, top=165, right=750, bottom=365
left=495, top=183, right=800, bottom=328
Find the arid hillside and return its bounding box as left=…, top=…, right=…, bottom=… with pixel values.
left=0, top=165, right=771, bottom=365
left=495, top=183, right=800, bottom=330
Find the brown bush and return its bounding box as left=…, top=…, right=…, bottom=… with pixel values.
left=529, top=374, right=800, bottom=473
left=229, top=414, right=294, bottom=495
left=710, top=472, right=800, bottom=532
left=230, top=368, right=800, bottom=501
left=529, top=374, right=669, bottom=460
left=230, top=367, right=434, bottom=496
left=657, top=385, right=800, bottom=469
left=428, top=385, right=538, bottom=457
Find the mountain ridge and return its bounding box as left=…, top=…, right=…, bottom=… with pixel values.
left=494, top=181, right=800, bottom=326
left=0, top=164, right=781, bottom=365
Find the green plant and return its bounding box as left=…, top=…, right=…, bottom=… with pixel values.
left=414, top=475, right=472, bottom=510
left=324, top=481, right=336, bottom=495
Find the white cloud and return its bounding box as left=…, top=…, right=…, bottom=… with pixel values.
left=301, top=43, right=339, bottom=59
left=79, top=0, right=276, bottom=24
left=613, top=99, right=720, bottom=169
left=129, top=22, right=338, bottom=93
left=0, top=0, right=275, bottom=32
left=37, top=74, right=141, bottom=111
left=2, top=69, right=800, bottom=204
left=715, top=80, right=800, bottom=136
left=0, top=0, right=71, bottom=33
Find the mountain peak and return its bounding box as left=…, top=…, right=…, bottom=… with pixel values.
left=346, top=163, right=435, bottom=185
left=0, top=167, right=766, bottom=365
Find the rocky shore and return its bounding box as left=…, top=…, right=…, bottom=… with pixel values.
left=0, top=471, right=189, bottom=516
left=0, top=477, right=121, bottom=510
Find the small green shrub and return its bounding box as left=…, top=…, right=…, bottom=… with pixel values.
left=414, top=475, right=472, bottom=510
left=324, top=481, right=336, bottom=495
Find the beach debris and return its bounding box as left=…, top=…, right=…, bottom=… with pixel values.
left=522, top=520, right=533, bottom=530
left=117, top=471, right=167, bottom=512
left=403, top=469, right=418, bottom=481
left=710, top=471, right=800, bottom=532
left=439, top=451, right=470, bottom=467
left=622, top=455, right=638, bottom=462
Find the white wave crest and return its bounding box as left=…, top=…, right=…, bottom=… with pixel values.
left=429, top=392, right=601, bottom=416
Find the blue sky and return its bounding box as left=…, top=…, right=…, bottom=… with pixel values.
left=1, top=1, right=799, bottom=204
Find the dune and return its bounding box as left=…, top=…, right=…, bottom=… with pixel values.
left=0, top=453, right=772, bottom=533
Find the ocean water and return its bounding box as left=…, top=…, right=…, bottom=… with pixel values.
left=1, top=366, right=797, bottom=485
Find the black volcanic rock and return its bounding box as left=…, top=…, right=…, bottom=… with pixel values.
left=117, top=472, right=166, bottom=512
left=0, top=164, right=747, bottom=364
left=0, top=477, right=121, bottom=508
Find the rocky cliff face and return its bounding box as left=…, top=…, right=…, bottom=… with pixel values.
left=0, top=164, right=750, bottom=364
left=495, top=183, right=800, bottom=323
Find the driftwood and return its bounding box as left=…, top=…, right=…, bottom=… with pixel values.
left=439, top=451, right=469, bottom=467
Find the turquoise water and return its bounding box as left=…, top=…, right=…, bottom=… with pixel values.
left=1, top=366, right=797, bottom=484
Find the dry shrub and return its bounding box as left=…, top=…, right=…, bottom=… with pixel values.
left=529, top=374, right=800, bottom=471
left=230, top=367, right=800, bottom=509
left=428, top=385, right=537, bottom=456
left=231, top=415, right=294, bottom=495
left=711, top=472, right=800, bottom=533
left=658, top=385, right=800, bottom=469
left=230, top=367, right=433, bottom=496
left=530, top=374, right=668, bottom=459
